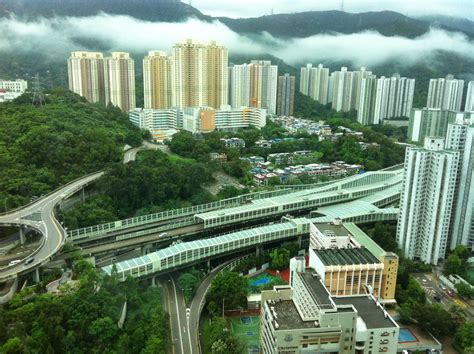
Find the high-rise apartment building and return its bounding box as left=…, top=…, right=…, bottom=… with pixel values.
left=228, top=63, right=250, bottom=107
left=351, top=67, right=372, bottom=110
left=143, top=51, right=172, bottom=109
left=357, top=74, right=415, bottom=125
left=465, top=81, right=474, bottom=112
left=171, top=39, right=228, bottom=109
left=427, top=75, right=464, bottom=111
left=357, top=74, right=377, bottom=125
left=407, top=108, right=470, bottom=143
left=276, top=73, right=295, bottom=116
left=207, top=41, right=228, bottom=109
left=397, top=137, right=460, bottom=264
left=299, top=63, right=330, bottom=104
left=330, top=67, right=355, bottom=112
left=67, top=51, right=107, bottom=104
left=446, top=123, right=474, bottom=250
left=249, top=60, right=278, bottom=115
left=104, top=52, right=136, bottom=112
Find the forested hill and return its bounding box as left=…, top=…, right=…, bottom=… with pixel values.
left=0, top=89, right=144, bottom=210
left=0, top=0, right=207, bottom=22
left=0, top=0, right=471, bottom=39
left=218, top=11, right=433, bottom=39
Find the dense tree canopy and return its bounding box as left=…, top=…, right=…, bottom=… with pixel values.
left=0, top=248, right=168, bottom=354
left=207, top=272, right=249, bottom=316
left=0, top=89, right=143, bottom=211
left=62, top=150, right=215, bottom=228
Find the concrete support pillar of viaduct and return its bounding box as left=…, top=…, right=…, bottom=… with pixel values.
left=81, top=187, right=86, bottom=203
left=256, top=245, right=263, bottom=257
left=207, top=259, right=211, bottom=272
left=32, top=268, right=40, bottom=284
left=141, top=244, right=154, bottom=256
left=19, top=227, right=26, bottom=245
left=297, top=235, right=302, bottom=249
left=151, top=276, right=156, bottom=287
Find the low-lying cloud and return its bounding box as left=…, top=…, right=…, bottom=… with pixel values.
left=0, top=14, right=472, bottom=69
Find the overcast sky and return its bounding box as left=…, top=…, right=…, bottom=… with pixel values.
left=191, top=0, right=474, bottom=20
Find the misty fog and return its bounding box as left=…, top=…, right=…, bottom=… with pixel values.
left=1, top=14, right=473, bottom=68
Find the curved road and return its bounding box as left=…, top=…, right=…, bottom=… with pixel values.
left=0, top=143, right=147, bottom=281
left=0, top=172, right=103, bottom=281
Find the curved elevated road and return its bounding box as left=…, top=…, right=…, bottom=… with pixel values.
left=0, top=144, right=147, bottom=281
left=0, top=172, right=104, bottom=281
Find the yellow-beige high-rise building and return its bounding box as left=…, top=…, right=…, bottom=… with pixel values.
left=171, top=39, right=228, bottom=109
left=143, top=51, right=172, bottom=109
left=207, top=41, right=228, bottom=109
left=104, top=52, right=136, bottom=112
left=67, top=51, right=107, bottom=104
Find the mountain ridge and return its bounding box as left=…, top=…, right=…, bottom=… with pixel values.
left=0, top=0, right=472, bottom=39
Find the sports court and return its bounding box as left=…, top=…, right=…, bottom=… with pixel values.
left=230, top=315, right=260, bottom=353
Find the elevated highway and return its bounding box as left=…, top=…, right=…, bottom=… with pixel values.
left=0, top=144, right=145, bottom=281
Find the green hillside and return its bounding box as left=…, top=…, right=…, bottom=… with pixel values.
left=0, top=89, right=144, bottom=210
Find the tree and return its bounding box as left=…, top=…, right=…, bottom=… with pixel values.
left=445, top=254, right=463, bottom=275
left=270, top=248, right=290, bottom=270
left=456, top=283, right=474, bottom=300
left=207, top=272, right=249, bottom=316
left=454, top=321, right=474, bottom=354
left=0, top=337, right=23, bottom=354
left=178, top=269, right=204, bottom=303
left=411, top=304, right=454, bottom=337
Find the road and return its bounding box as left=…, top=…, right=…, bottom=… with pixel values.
left=188, top=259, right=240, bottom=353
left=0, top=142, right=149, bottom=281
left=413, top=273, right=472, bottom=320
left=162, top=274, right=192, bottom=354
left=0, top=171, right=104, bottom=281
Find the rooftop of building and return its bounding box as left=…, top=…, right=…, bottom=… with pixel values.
left=272, top=300, right=316, bottom=330
left=299, top=271, right=334, bottom=310
left=334, top=296, right=397, bottom=329
left=314, top=223, right=351, bottom=237
left=313, top=247, right=379, bottom=266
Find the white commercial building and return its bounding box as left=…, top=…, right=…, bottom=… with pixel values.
left=397, top=136, right=461, bottom=264
left=427, top=75, right=464, bottom=111
left=260, top=256, right=399, bottom=354
left=130, top=105, right=266, bottom=139
left=0, top=79, right=28, bottom=92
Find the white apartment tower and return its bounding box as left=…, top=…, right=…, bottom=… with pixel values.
left=299, top=63, right=330, bottom=104
left=397, top=137, right=460, bottom=264
left=249, top=60, right=278, bottom=115
left=67, top=51, right=107, bottom=104
left=143, top=51, right=172, bottom=109
left=104, top=52, right=136, bottom=112
left=446, top=123, right=474, bottom=250
left=465, top=81, right=474, bottom=112
left=357, top=74, right=377, bottom=125
left=228, top=63, right=250, bottom=107
left=427, top=75, right=464, bottom=111
left=330, top=67, right=355, bottom=112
